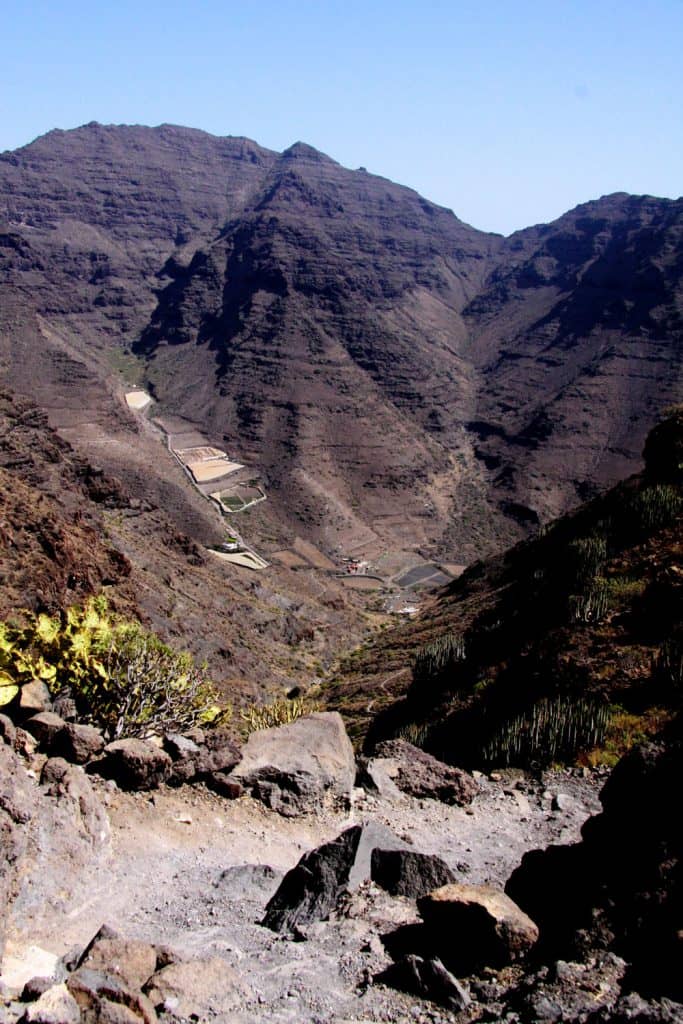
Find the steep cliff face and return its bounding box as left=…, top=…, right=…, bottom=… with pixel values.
left=463, top=193, right=683, bottom=526
left=1, top=124, right=681, bottom=566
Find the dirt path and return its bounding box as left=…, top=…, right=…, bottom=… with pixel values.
left=12, top=769, right=604, bottom=1023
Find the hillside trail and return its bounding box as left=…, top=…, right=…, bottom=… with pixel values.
left=10, top=767, right=604, bottom=1023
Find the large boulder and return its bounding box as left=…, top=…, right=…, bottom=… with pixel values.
left=90, top=739, right=171, bottom=790
left=230, top=712, right=355, bottom=816
left=370, top=740, right=479, bottom=806
left=262, top=821, right=408, bottom=933
left=417, top=883, right=539, bottom=973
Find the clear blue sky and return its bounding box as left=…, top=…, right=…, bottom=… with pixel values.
left=1, top=1, right=681, bottom=234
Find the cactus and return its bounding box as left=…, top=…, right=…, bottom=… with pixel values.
left=627, top=484, right=681, bottom=535
left=412, top=632, right=466, bottom=688
left=568, top=578, right=611, bottom=623
left=481, top=695, right=611, bottom=768
left=657, top=635, right=683, bottom=690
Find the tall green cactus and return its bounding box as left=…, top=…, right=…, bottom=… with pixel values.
left=481, top=695, right=611, bottom=768
left=412, top=632, right=466, bottom=689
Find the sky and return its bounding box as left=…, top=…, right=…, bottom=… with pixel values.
left=1, top=0, right=681, bottom=235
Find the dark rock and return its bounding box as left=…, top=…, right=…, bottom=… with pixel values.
left=417, top=883, right=539, bottom=973
left=204, top=774, right=243, bottom=798
left=506, top=739, right=683, bottom=1002
left=372, top=740, right=479, bottom=806
left=262, top=826, right=363, bottom=933
left=377, top=954, right=470, bottom=1011
left=262, top=821, right=408, bottom=933
left=90, top=739, right=171, bottom=790
left=371, top=848, right=456, bottom=899
left=231, top=712, right=355, bottom=816
left=52, top=723, right=105, bottom=764
left=23, top=712, right=65, bottom=749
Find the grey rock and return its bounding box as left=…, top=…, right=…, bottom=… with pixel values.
left=231, top=712, right=355, bottom=816
left=90, top=739, right=171, bottom=790
left=552, top=792, right=576, bottom=813
left=371, top=848, right=456, bottom=899
left=41, top=758, right=110, bottom=846
left=216, top=863, right=282, bottom=901
left=162, top=734, right=200, bottom=760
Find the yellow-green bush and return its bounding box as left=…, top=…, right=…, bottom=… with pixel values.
left=0, top=597, right=229, bottom=739
left=240, top=696, right=319, bottom=736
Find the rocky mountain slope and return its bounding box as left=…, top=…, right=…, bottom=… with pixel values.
left=1, top=124, right=681, bottom=571
left=324, top=408, right=683, bottom=763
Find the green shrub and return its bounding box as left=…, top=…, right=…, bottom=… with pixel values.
left=0, top=598, right=227, bottom=738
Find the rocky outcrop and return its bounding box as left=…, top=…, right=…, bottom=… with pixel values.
left=506, top=736, right=683, bottom=1001
left=231, top=712, right=355, bottom=816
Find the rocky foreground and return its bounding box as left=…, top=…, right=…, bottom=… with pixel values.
left=1, top=696, right=680, bottom=1023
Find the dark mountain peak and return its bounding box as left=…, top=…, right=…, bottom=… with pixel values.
left=281, top=141, right=336, bottom=163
